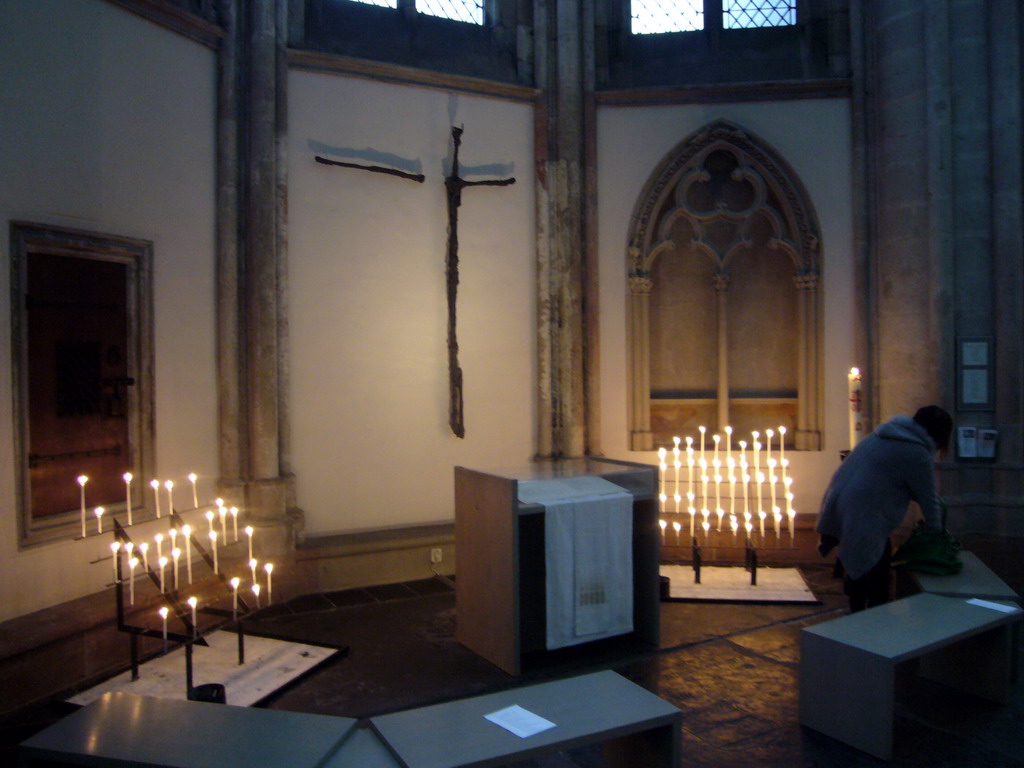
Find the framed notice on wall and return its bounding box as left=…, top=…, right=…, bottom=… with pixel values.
left=957, top=337, right=994, bottom=411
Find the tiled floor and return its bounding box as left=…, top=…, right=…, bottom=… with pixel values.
left=5, top=534, right=1024, bottom=767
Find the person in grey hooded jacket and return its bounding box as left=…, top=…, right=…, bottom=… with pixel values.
left=816, top=405, right=953, bottom=612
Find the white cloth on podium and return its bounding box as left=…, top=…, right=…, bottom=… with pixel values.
left=517, top=476, right=634, bottom=650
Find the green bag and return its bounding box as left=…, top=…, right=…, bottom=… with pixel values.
left=891, top=521, right=963, bottom=575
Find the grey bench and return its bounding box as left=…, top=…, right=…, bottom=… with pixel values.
left=800, top=592, right=1022, bottom=760
left=370, top=670, right=681, bottom=768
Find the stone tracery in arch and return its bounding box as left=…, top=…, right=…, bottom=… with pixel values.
left=627, top=120, right=823, bottom=451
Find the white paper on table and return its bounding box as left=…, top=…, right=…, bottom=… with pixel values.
left=966, top=598, right=1020, bottom=613
left=483, top=705, right=557, bottom=738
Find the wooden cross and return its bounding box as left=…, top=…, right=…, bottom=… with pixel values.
left=444, top=126, right=515, bottom=438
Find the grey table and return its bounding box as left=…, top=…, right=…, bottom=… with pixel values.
left=19, top=691, right=397, bottom=768
left=369, top=670, right=681, bottom=768
left=913, top=551, right=1020, bottom=602
left=800, top=593, right=1023, bottom=760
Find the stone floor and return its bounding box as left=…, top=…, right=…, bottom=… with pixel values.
left=4, top=533, right=1024, bottom=767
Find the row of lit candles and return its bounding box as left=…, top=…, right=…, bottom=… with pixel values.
left=76, top=472, right=210, bottom=537
left=657, top=426, right=797, bottom=529
left=110, top=516, right=258, bottom=592
left=660, top=504, right=796, bottom=545
left=155, top=572, right=270, bottom=651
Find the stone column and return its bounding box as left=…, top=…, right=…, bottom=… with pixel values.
left=628, top=269, right=653, bottom=450
left=217, top=0, right=300, bottom=556
left=534, top=0, right=594, bottom=459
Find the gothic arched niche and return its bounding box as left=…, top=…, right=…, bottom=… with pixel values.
left=627, top=120, right=822, bottom=451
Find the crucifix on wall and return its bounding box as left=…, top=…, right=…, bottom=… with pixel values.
left=444, top=125, right=516, bottom=438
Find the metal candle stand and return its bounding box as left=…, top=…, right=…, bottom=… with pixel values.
left=111, top=511, right=253, bottom=700
left=682, top=528, right=785, bottom=586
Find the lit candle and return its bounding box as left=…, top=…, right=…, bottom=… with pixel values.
left=672, top=436, right=681, bottom=507
left=123, top=472, right=133, bottom=526
left=125, top=541, right=134, bottom=560
left=787, top=505, right=796, bottom=540
left=731, top=515, right=738, bottom=541
left=713, top=434, right=720, bottom=466
left=209, top=530, right=218, bottom=573
left=230, top=507, right=239, bottom=541
left=154, top=532, right=164, bottom=559
left=168, top=527, right=177, bottom=554
left=785, top=476, right=794, bottom=515
left=713, top=462, right=722, bottom=529
left=77, top=475, right=88, bottom=538
left=657, top=447, right=667, bottom=503
left=249, top=557, right=258, bottom=583
left=673, top=492, right=682, bottom=515
left=751, top=432, right=760, bottom=476
left=264, top=562, right=273, bottom=604
left=728, top=469, right=736, bottom=519
left=672, top=520, right=681, bottom=545
left=159, top=606, right=169, bottom=652
left=94, top=506, right=104, bottom=534
left=778, top=426, right=787, bottom=467
left=724, top=426, right=733, bottom=468
left=231, top=577, right=240, bottom=621
left=110, top=541, right=121, bottom=581
left=700, top=461, right=709, bottom=510
left=758, top=507, right=766, bottom=539
left=172, top=547, right=181, bottom=590
left=774, top=506, right=782, bottom=537
left=245, top=526, right=254, bottom=560
left=139, top=541, right=149, bottom=571
left=745, top=521, right=753, bottom=543
left=205, top=510, right=215, bottom=534
left=181, top=524, right=192, bottom=583
left=688, top=504, right=696, bottom=536
left=164, top=480, right=174, bottom=513
left=158, top=556, right=168, bottom=592
left=848, top=367, right=864, bottom=449
left=659, top=493, right=668, bottom=513
left=768, top=459, right=777, bottom=512
left=702, top=519, right=710, bottom=545
left=188, top=596, right=198, bottom=636
left=151, top=479, right=161, bottom=518
left=188, top=473, right=199, bottom=508
left=699, top=426, right=706, bottom=466
left=252, top=583, right=261, bottom=609
left=659, top=519, right=667, bottom=541
left=218, top=505, right=227, bottom=540
left=128, top=557, right=138, bottom=604
left=215, top=497, right=224, bottom=511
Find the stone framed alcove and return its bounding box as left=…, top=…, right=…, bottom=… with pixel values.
left=626, top=120, right=823, bottom=451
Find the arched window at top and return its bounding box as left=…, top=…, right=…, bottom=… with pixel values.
left=631, top=0, right=796, bottom=35
left=627, top=120, right=823, bottom=451
left=346, top=0, right=485, bottom=25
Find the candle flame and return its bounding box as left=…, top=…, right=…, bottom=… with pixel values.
left=150, top=479, right=160, bottom=489
left=850, top=367, right=860, bottom=376
left=159, top=607, right=168, bottom=619
left=231, top=577, right=240, bottom=589
left=264, top=562, right=273, bottom=574
left=181, top=524, right=191, bottom=536
left=188, top=473, right=197, bottom=483
left=123, top=472, right=132, bottom=482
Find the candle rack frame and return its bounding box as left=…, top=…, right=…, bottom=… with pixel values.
left=111, top=512, right=254, bottom=696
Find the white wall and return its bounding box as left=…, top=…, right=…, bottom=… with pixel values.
left=595, top=100, right=856, bottom=515
left=287, top=72, right=536, bottom=534
left=0, top=0, right=219, bottom=621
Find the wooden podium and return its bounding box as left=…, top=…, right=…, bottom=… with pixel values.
left=454, top=458, right=660, bottom=675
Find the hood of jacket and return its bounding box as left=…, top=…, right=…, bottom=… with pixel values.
left=875, top=414, right=935, bottom=452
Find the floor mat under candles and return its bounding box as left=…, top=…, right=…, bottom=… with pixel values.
left=67, top=630, right=340, bottom=708
left=660, top=564, right=820, bottom=604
